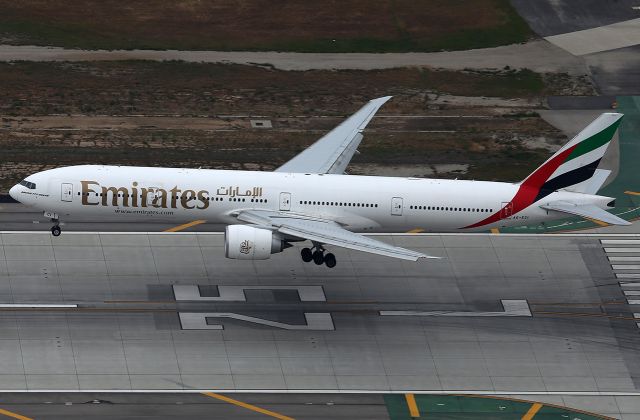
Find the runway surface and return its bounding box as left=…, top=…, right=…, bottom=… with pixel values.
left=0, top=231, right=637, bottom=395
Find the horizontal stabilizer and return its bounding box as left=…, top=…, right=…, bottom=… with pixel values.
left=540, top=201, right=630, bottom=226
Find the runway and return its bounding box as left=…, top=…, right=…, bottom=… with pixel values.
left=0, top=230, right=637, bottom=395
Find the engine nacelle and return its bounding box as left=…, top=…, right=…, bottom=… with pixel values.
left=224, top=224, right=289, bottom=260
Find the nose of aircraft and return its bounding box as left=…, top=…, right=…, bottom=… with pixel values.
left=9, top=184, right=19, bottom=201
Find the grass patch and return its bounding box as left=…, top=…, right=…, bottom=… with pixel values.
left=0, top=0, right=533, bottom=52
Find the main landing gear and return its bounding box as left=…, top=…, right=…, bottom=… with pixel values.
left=301, top=243, right=336, bottom=268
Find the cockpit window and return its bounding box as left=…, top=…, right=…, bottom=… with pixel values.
left=19, top=180, right=36, bottom=189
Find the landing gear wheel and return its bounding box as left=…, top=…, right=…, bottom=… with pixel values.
left=312, top=250, right=325, bottom=265
left=301, top=247, right=313, bottom=262
left=324, top=253, right=336, bottom=268
left=51, top=225, right=61, bottom=237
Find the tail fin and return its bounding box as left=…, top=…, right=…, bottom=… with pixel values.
left=566, top=168, right=611, bottom=194
left=463, top=113, right=623, bottom=230
left=521, top=112, right=623, bottom=202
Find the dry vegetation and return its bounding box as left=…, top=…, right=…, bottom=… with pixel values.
left=0, top=0, right=532, bottom=52
left=0, top=61, right=579, bottom=193
left=0, top=61, right=576, bottom=117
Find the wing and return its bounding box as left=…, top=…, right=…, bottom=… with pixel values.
left=540, top=201, right=630, bottom=226
left=236, top=210, right=438, bottom=261
left=275, top=96, right=392, bottom=174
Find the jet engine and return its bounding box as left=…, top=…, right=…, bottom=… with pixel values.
left=224, top=224, right=290, bottom=260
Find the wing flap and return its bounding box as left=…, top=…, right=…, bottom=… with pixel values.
left=237, top=210, right=438, bottom=261
left=540, top=201, right=630, bottom=226
left=275, top=96, right=391, bottom=174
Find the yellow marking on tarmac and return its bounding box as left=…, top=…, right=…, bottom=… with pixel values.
left=490, top=228, right=500, bottom=234
left=453, top=394, right=616, bottom=420
left=625, top=190, right=640, bottom=196
left=202, top=392, right=294, bottom=420
left=164, top=219, right=206, bottom=232
left=522, top=402, right=543, bottom=420
left=0, top=408, right=34, bottom=420
left=405, top=393, right=420, bottom=418
left=406, top=228, right=424, bottom=233
left=584, top=217, right=609, bottom=227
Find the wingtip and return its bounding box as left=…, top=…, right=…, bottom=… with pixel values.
left=418, top=254, right=442, bottom=260
left=371, top=96, right=393, bottom=104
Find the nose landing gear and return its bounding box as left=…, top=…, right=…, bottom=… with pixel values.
left=300, top=243, right=336, bottom=268
left=44, top=211, right=62, bottom=236
left=50, top=218, right=61, bottom=237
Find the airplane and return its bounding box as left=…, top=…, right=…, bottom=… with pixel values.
left=9, top=96, right=630, bottom=268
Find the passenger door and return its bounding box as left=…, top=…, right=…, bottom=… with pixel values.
left=391, top=197, right=403, bottom=216
left=279, top=192, right=291, bottom=211
left=500, top=201, right=513, bottom=219
left=61, top=183, right=73, bottom=202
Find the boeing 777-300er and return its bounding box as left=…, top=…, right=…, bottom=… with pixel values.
left=9, top=97, right=630, bottom=267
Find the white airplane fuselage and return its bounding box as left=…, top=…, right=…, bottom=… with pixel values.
left=10, top=165, right=611, bottom=232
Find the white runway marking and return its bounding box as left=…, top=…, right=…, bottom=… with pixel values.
left=173, top=285, right=326, bottom=302
left=0, top=304, right=78, bottom=308
left=379, top=299, right=531, bottom=317
left=179, top=312, right=335, bottom=330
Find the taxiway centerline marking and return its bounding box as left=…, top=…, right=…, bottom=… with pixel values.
left=521, top=402, right=543, bottom=420
left=202, top=392, right=294, bottom=420
left=0, top=407, right=33, bottom=420
left=406, top=228, right=424, bottom=233
left=405, top=393, right=420, bottom=418
left=164, top=220, right=206, bottom=232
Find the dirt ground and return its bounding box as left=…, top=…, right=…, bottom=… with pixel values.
left=0, top=61, right=592, bottom=117
left=0, top=114, right=564, bottom=193
left=0, top=0, right=532, bottom=52
left=0, top=61, right=578, bottom=193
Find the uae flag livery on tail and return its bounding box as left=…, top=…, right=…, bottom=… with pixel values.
left=465, top=113, right=623, bottom=229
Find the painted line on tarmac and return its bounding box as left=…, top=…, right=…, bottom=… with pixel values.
left=0, top=304, right=78, bottom=308
left=0, top=389, right=637, bottom=396
left=164, top=220, right=206, bottom=232
left=380, top=299, right=531, bottom=317
left=202, top=392, right=294, bottom=420
left=6, top=231, right=640, bottom=237
left=405, top=393, right=420, bottom=418
left=0, top=407, right=33, bottom=420
left=521, top=402, right=543, bottom=420
left=405, top=228, right=424, bottom=233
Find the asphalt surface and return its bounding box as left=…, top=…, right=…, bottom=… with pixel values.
left=0, top=231, right=636, bottom=394
left=0, top=231, right=636, bottom=418
left=585, top=45, right=640, bottom=95
left=0, top=393, right=390, bottom=420
left=0, top=41, right=586, bottom=74
left=510, top=0, right=640, bottom=36
left=0, top=392, right=633, bottom=419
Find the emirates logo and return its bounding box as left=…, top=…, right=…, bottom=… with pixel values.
left=239, top=240, right=252, bottom=254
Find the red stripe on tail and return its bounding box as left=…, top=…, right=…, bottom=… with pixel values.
left=462, top=145, right=577, bottom=229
